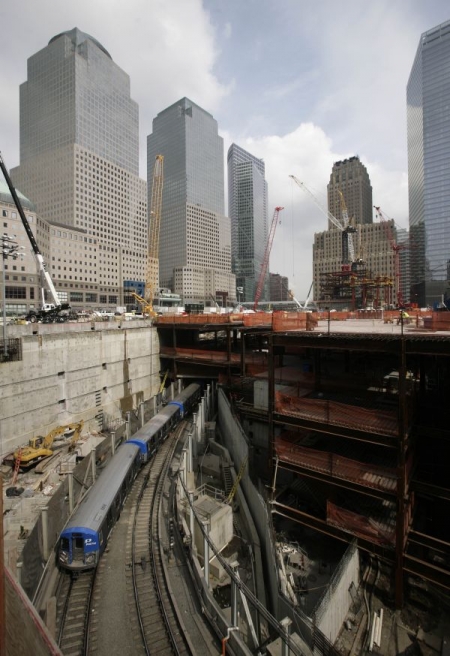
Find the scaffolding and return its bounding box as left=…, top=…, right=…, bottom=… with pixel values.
left=319, top=262, right=393, bottom=310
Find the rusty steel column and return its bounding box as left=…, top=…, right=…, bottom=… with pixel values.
left=240, top=330, right=246, bottom=377
left=268, top=334, right=275, bottom=490
left=227, top=326, right=232, bottom=384
left=0, top=473, right=5, bottom=656
left=395, top=335, right=407, bottom=609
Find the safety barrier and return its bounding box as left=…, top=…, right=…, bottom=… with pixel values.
left=275, top=436, right=397, bottom=493
left=275, top=392, right=398, bottom=437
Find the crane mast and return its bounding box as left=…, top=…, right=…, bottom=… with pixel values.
left=145, top=154, right=164, bottom=316
left=253, top=206, right=284, bottom=311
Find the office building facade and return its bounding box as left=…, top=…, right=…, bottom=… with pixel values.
left=407, top=20, right=450, bottom=308
left=147, top=98, right=235, bottom=306
left=269, top=273, right=289, bottom=302
left=327, top=156, right=373, bottom=228
left=227, top=144, right=268, bottom=303
left=11, top=28, right=147, bottom=311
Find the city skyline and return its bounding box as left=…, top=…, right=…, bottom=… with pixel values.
left=1, top=1, right=449, bottom=297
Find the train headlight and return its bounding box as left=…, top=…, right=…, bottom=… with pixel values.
left=85, top=553, right=96, bottom=564
left=59, top=551, right=68, bottom=564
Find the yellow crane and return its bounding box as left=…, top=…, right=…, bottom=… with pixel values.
left=145, top=154, right=164, bottom=317
left=13, top=421, right=84, bottom=470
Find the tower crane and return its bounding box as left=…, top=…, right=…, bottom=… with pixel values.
left=374, top=205, right=406, bottom=308
left=253, top=206, right=284, bottom=311
left=289, top=175, right=355, bottom=263
left=136, top=154, right=164, bottom=317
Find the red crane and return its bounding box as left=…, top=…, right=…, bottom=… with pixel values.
left=253, top=206, right=284, bottom=311
left=374, top=206, right=406, bottom=308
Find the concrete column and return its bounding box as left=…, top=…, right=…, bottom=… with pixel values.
left=152, top=395, right=157, bottom=416
left=68, top=471, right=74, bottom=514
left=91, top=447, right=96, bottom=482
left=16, top=561, right=22, bottom=585
left=210, top=381, right=215, bottom=417
left=170, top=382, right=175, bottom=401
left=125, top=412, right=131, bottom=440
left=201, top=398, right=206, bottom=439
left=189, top=491, right=195, bottom=545
left=231, top=560, right=239, bottom=627
left=140, top=401, right=145, bottom=427
left=206, top=383, right=211, bottom=421
left=111, top=431, right=116, bottom=456
left=188, top=433, right=193, bottom=473
left=42, top=507, right=49, bottom=561
left=203, top=520, right=210, bottom=588
left=280, top=617, right=292, bottom=656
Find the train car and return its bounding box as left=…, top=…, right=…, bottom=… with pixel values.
left=58, top=444, right=141, bottom=571
left=58, top=383, right=201, bottom=572
left=128, top=383, right=202, bottom=462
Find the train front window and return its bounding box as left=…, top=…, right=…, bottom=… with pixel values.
left=60, top=537, right=69, bottom=551
left=75, top=537, right=84, bottom=549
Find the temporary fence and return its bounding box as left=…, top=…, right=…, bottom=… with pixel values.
left=275, top=391, right=398, bottom=437
left=275, top=437, right=397, bottom=494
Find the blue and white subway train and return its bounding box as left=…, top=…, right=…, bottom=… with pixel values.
left=58, top=383, right=201, bottom=572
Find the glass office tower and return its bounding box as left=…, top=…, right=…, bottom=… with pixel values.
left=11, top=28, right=147, bottom=309
left=407, top=20, right=450, bottom=308
left=227, top=144, right=268, bottom=303
left=147, top=98, right=235, bottom=304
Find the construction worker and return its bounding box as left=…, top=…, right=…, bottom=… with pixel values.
left=397, top=310, right=410, bottom=325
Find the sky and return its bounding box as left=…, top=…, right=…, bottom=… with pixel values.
left=1, top=0, right=449, bottom=298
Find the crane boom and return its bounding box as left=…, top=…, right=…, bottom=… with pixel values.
left=290, top=175, right=355, bottom=262
left=146, top=155, right=164, bottom=316
left=254, top=206, right=284, bottom=311
left=0, top=152, right=70, bottom=321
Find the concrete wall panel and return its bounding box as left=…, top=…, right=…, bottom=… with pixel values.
left=0, top=324, right=160, bottom=457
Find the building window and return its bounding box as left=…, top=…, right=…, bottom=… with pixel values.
left=6, top=286, right=26, bottom=299
left=70, top=292, right=83, bottom=302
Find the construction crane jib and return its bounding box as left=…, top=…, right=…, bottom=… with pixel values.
left=146, top=154, right=164, bottom=316
left=253, top=206, right=284, bottom=311
left=289, top=175, right=355, bottom=262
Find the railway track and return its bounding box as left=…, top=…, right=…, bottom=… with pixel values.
left=129, top=422, right=192, bottom=655
left=56, top=569, right=96, bottom=655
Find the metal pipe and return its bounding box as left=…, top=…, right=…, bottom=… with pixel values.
left=280, top=617, right=292, bottom=656
left=111, top=430, right=116, bottom=456
left=203, top=520, right=210, bottom=587
left=140, top=401, right=145, bottom=427
left=68, top=471, right=74, bottom=514
left=42, top=507, right=49, bottom=560
left=91, top=447, right=96, bottom=481
left=125, top=411, right=131, bottom=440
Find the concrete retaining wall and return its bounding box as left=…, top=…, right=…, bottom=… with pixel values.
left=0, top=321, right=160, bottom=457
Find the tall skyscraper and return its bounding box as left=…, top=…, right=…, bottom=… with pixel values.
left=312, top=157, right=396, bottom=309
left=407, top=20, right=450, bottom=308
left=327, top=156, right=373, bottom=228
left=147, top=98, right=235, bottom=306
left=227, top=144, right=268, bottom=304
left=11, top=28, right=147, bottom=310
